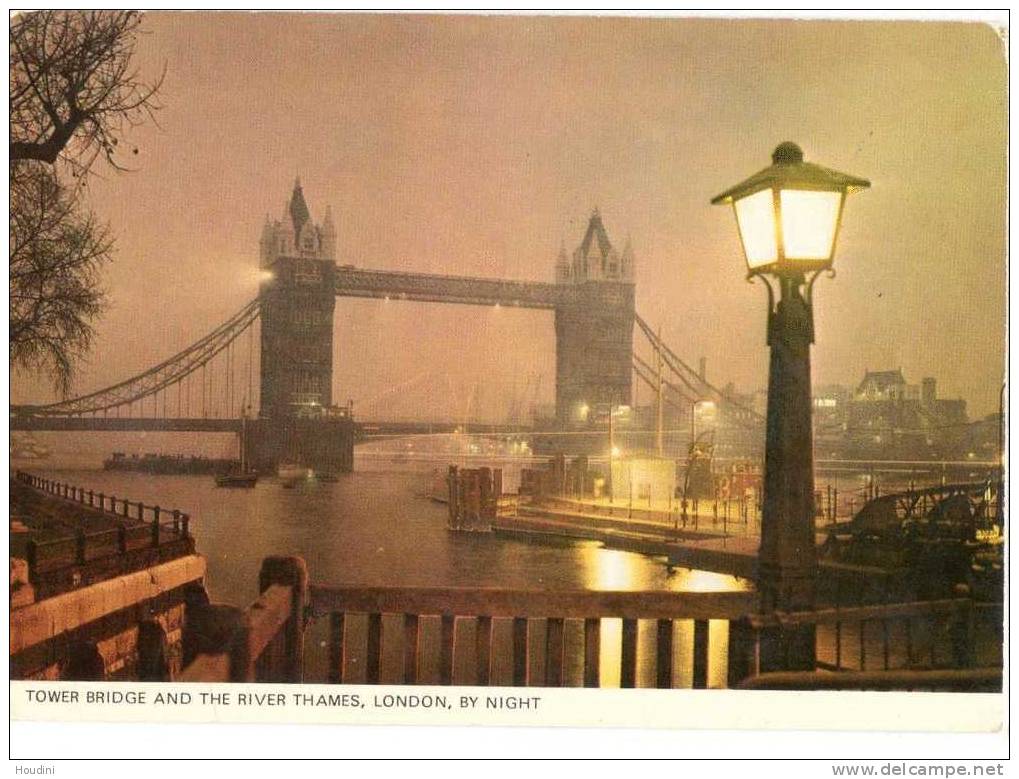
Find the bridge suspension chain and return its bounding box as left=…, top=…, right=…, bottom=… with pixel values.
left=635, top=313, right=765, bottom=426
left=632, top=352, right=701, bottom=407
left=631, top=358, right=699, bottom=416
left=13, top=298, right=262, bottom=418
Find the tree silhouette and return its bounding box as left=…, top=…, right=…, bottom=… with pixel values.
left=9, top=10, right=162, bottom=392
left=10, top=10, right=162, bottom=176
left=9, top=164, right=112, bottom=394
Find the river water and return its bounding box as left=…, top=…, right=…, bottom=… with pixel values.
left=20, top=440, right=753, bottom=687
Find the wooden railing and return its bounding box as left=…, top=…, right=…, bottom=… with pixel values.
left=177, top=555, right=755, bottom=687
left=177, top=556, right=1003, bottom=690
left=737, top=668, right=1002, bottom=692
left=179, top=557, right=308, bottom=683
left=310, top=586, right=756, bottom=688
left=801, top=598, right=1001, bottom=673
left=15, top=471, right=193, bottom=584
left=732, top=598, right=1003, bottom=690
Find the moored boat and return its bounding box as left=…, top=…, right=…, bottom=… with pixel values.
left=215, top=471, right=259, bottom=488
left=215, top=408, right=258, bottom=488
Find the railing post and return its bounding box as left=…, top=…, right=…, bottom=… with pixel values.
left=692, top=618, right=709, bottom=689
left=655, top=619, right=674, bottom=689
left=98, top=492, right=105, bottom=512
left=583, top=618, right=601, bottom=688
left=75, top=528, right=87, bottom=566
left=181, top=513, right=190, bottom=537
left=172, top=509, right=181, bottom=534
left=151, top=506, right=161, bottom=547
left=87, top=490, right=94, bottom=507
left=727, top=616, right=761, bottom=688
left=26, top=540, right=38, bottom=582
left=182, top=603, right=252, bottom=682
left=258, top=556, right=309, bottom=683
left=951, top=599, right=977, bottom=669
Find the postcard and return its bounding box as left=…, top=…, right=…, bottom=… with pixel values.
left=8, top=9, right=1008, bottom=761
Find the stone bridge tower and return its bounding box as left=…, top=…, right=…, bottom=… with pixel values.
left=250, top=180, right=353, bottom=475
left=554, top=210, right=635, bottom=427
left=258, top=179, right=338, bottom=420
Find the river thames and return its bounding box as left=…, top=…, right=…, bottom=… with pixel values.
left=18, top=436, right=752, bottom=686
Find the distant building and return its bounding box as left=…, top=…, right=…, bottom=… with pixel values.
left=841, top=369, right=967, bottom=456
left=854, top=369, right=917, bottom=402
left=849, top=370, right=966, bottom=429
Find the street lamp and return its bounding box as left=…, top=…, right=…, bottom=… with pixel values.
left=712, top=142, right=869, bottom=615
left=605, top=404, right=630, bottom=502
left=690, top=399, right=716, bottom=442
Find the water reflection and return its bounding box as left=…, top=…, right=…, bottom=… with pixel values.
left=574, top=539, right=749, bottom=687
left=30, top=458, right=753, bottom=686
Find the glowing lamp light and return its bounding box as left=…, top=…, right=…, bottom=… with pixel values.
left=610, top=445, right=621, bottom=458
left=711, top=142, right=870, bottom=277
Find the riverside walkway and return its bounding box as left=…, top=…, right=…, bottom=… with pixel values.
left=495, top=497, right=872, bottom=587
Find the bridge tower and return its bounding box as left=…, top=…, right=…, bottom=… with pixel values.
left=554, top=210, right=635, bottom=428
left=258, top=179, right=338, bottom=419
left=252, top=180, right=353, bottom=474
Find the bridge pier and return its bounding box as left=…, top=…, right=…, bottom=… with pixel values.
left=245, top=417, right=355, bottom=476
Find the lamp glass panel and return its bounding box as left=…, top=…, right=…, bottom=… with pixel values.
left=780, top=189, right=842, bottom=260
left=733, top=189, right=779, bottom=268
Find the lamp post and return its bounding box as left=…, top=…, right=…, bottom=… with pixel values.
left=605, top=404, right=628, bottom=502
left=607, top=403, right=615, bottom=501
left=712, top=142, right=869, bottom=616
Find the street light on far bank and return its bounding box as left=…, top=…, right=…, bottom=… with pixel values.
left=690, top=399, right=717, bottom=442
left=712, top=141, right=869, bottom=619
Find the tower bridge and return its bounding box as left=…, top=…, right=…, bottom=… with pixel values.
left=12, top=180, right=759, bottom=472
left=259, top=180, right=635, bottom=428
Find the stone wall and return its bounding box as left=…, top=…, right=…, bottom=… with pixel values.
left=10, top=554, right=206, bottom=681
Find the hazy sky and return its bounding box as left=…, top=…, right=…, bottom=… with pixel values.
left=11, top=13, right=1007, bottom=420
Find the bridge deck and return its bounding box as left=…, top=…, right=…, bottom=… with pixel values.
left=333, top=266, right=569, bottom=309
left=9, top=415, right=532, bottom=436
left=9, top=416, right=243, bottom=433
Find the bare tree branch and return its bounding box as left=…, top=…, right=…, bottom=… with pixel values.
left=9, top=164, right=113, bottom=394
left=9, top=10, right=163, bottom=177
left=9, top=10, right=163, bottom=393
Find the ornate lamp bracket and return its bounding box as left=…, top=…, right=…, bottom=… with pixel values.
left=805, top=267, right=835, bottom=310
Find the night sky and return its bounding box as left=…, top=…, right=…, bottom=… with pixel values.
left=10, top=13, right=1007, bottom=421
